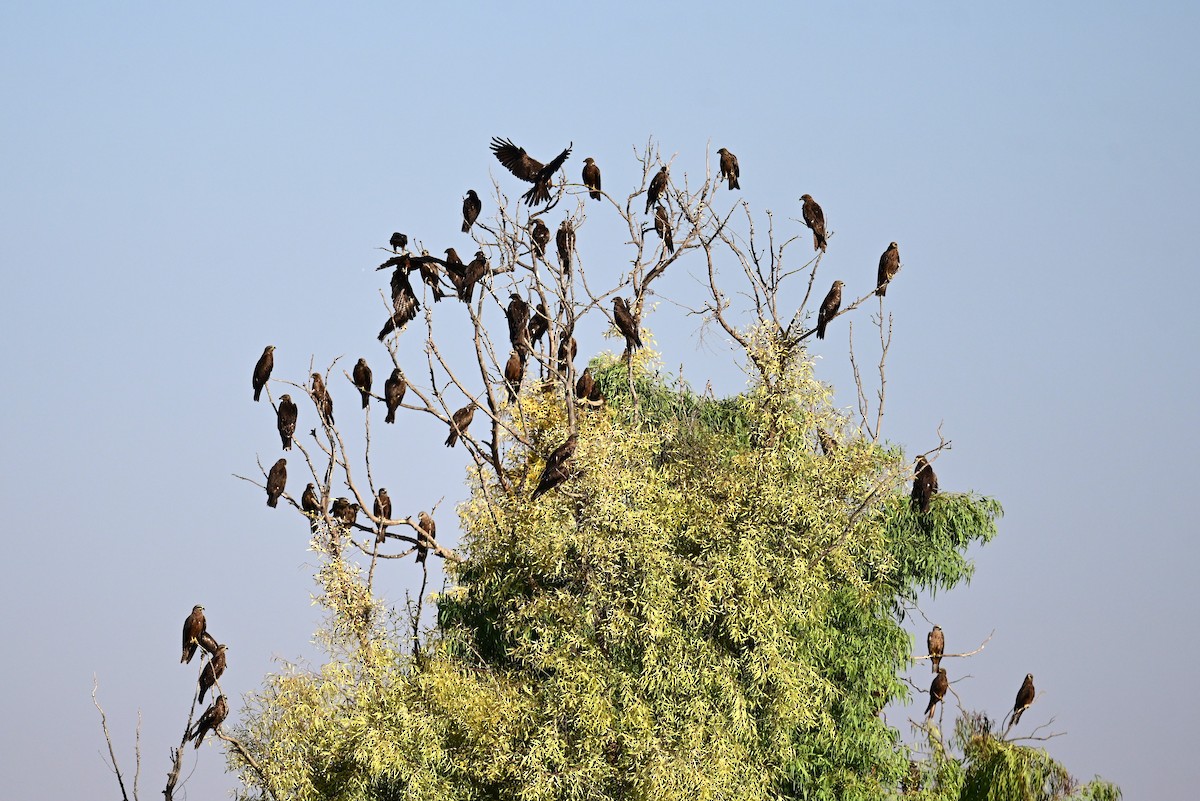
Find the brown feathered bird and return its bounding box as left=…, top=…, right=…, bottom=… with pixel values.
left=817, top=429, right=838, bottom=455
left=582, top=157, right=601, bottom=200
left=301, top=482, right=321, bottom=532
left=646, top=166, right=669, bottom=214
left=189, top=695, right=228, bottom=749
left=717, top=147, right=740, bottom=190
left=252, top=345, right=274, bottom=402
left=352, top=358, right=373, bottom=409
left=378, top=268, right=421, bottom=340
left=925, top=668, right=948, bottom=720
left=462, top=189, right=481, bottom=233
left=181, top=605, right=206, bottom=664
left=532, top=433, right=579, bottom=500
left=266, top=458, right=287, bottom=508
left=528, top=302, right=549, bottom=347
left=389, top=232, right=407, bottom=253
left=816, top=280, right=843, bottom=340
left=911, top=455, right=938, bottom=514
left=198, top=644, right=227, bottom=704
left=876, top=241, right=900, bottom=297
left=198, top=631, right=219, bottom=657
left=654, top=204, right=674, bottom=254
left=800, top=194, right=828, bottom=252
left=311, top=373, right=334, bottom=425
left=556, top=219, right=575, bottom=277
left=276, top=394, right=297, bottom=451
left=506, top=294, right=531, bottom=355
left=330, top=497, right=355, bottom=528
left=576, top=367, right=603, bottom=404
left=458, top=250, right=488, bottom=304
left=613, top=297, right=643, bottom=352
left=415, top=253, right=447, bottom=302
left=445, top=403, right=475, bottom=447
left=373, top=488, right=392, bottom=545
left=530, top=218, right=550, bottom=259
left=383, top=368, right=406, bottom=424
left=416, top=511, right=436, bottom=563
left=490, top=137, right=573, bottom=206
left=504, top=351, right=526, bottom=403
left=928, top=625, right=945, bottom=674
left=557, top=332, right=578, bottom=376
left=1011, top=674, right=1035, bottom=727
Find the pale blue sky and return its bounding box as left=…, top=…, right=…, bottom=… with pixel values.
left=2, top=3, right=1195, bottom=797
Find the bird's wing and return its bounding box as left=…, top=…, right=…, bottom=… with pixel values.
left=490, top=137, right=543, bottom=182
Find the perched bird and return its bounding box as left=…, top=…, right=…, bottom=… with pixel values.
left=928, top=625, right=945, bottom=673
left=817, top=429, right=838, bottom=455
left=1011, top=674, right=1035, bottom=727
left=532, top=433, right=579, bottom=500
left=445, top=403, right=475, bottom=448
left=352, top=359, right=373, bottom=409
left=528, top=302, right=549, bottom=347
left=389, top=232, right=408, bottom=253
left=717, top=147, right=740, bottom=190
left=373, top=488, right=392, bottom=545
left=198, top=631, right=219, bottom=657
left=654, top=204, right=674, bottom=254
left=504, top=351, right=525, bottom=403
left=876, top=242, right=901, bottom=297
left=330, top=497, right=353, bottom=527
left=815, top=280, right=843, bottom=340
left=576, top=367, right=603, bottom=404
left=490, top=137, right=573, bottom=206
left=311, top=373, right=334, bottom=426
left=556, top=219, right=575, bottom=277
left=506, top=294, right=532, bottom=355
left=416, top=511, right=436, bottom=563
left=198, top=644, right=227, bottom=704
left=646, top=166, right=669, bottom=214
left=443, top=247, right=465, bottom=298
left=457, top=250, right=488, bottom=304
left=556, top=332, right=578, bottom=376
left=613, top=297, right=643, bottom=352
left=383, top=368, right=406, bottom=424
left=378, top=268, right=421, bottom=340
left=530, top=218, right=550, bottom=259
left=252, top=346, right=274, bottom=402
left=925, top=668, right=948, bottom=720
left=266, top=458, right=287, bottom=508
left=276, top=394, right=297, bottom=451
left=181, top=605, right=206, bottom=664
left=800, top=194, right=828, bottom=252
left=582, top=157, right=602, bottom=200
left=911, top=455, right=938, bottom=514
left=189, top=695, right=228, bottom=749
left=301, top=483, right=322, bottom=531
left=415, top=253, right=447, bottom=302
left=462, top=189, right=482, bottom=233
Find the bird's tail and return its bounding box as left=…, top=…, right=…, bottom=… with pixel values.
left=385, top=408, right=396, bottom=424
left=590, top=189, right=601, bottom=200
left=931, top=656, right=940, bottom=674
left=267, top=496, right=278, bottom=508
left=253, top=387, right=262, bottom=402
left=360, top=391, right=369, bottom=410
left=877, top=283, right=888, bottom=297
left=461, top=220, right=470, bottom=233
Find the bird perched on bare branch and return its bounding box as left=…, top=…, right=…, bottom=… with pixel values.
left=646, top=166, right=669, bottom=214
left=445, top=403, right=475, bottom=448
left=330, top=497, right=357, bottom=528
left=1010, top=674, right=1035, bottom=727
left=252, top=345, right=274, bottom=402
left=504, top=351, right=526, bottom=403
left=383, top=368, right=406, bottom=424
left=911, top=455, right=938, bottom=514
left=532, top=433, right=579, bottom=500
left=717, top=147, right=740, bottom=190
left=198, top=644, right=227, bottom=704
left=189, top=695, right=228, bottom=749
left=556, top=219, right=575, bottom=277
left=816, top=280, right=843, bottom=340
left=462, top=189, right=481, bottom=233
left=266, top=458, right=287, bottom=507
left=613, top=297, right=643, bottom=353
left=455, top=250, right=488, bottom=304
left=301, top=482, right=322, bottom=531
left=490, top=137, right=573, bottom=207
left=199, top=631, right=219, bottom=657
left=352, top=358, right=373, bottom=409
left=506, top=294, right=531, bottom=356
left=528, top=302, right=549, bottom=347
left=311, top=373, right=334, bottom=425
left=800, top=194, right=828, bottom=252
left=276, top=394, right=297, bottom=451
left=389, top=232, right=407, bottom=253
left=876, top=241, right=900, bottom=297
left=557, top=331, right=577, bottom=377
left=582, top=157, right=601, bottom=200
left=373, top=488, right=391, bottom=545
left=530, top=218, right=550, bottom=260
left=925, top=668, right=948, bottom=720
left=654, top=204, right=674, bottom=254
left=416, top=511, right=436, bottom=563
left=181, top=605, right=206, bottom=664
left=378, top=268, right=421, bottom=341
left=928, top=625, right=944, bottom=673
left=415, top=254, right=447, bottom=302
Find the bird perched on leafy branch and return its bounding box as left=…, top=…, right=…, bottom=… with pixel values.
left=912, top=455, right=938, bottom=514
left=928, top=625, right=944, bottom=673
left=925, top=667, right=948, bottom=720
left=613, top=296, right=643, bottom=353
left=532, top=434, right=579, bottom=500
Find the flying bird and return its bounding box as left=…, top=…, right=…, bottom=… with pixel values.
left=654, top=204, right=674, bottom=254
left=556, top=219, right=575, bottom=277
left=532, top=433, right=579, bottom=500
left=445, top=403, right=475, bottom=448
left=613, top=297, right=643, bottom=353
left=925, top=668, right=948, bottom=720
left=311, top=373, right=334, bottom=426
left=383, top=368, right=406, bottom=424
left=928, top=625, right=944, bottom=674
left=266, top=458, right=287, bottom=508
left=416, top=511, right=436, bottom=563
left=815, top=280, right=843, bottom=340
left=490, top=137, right=573, bottom=207
left=378, top=269, right=421, bottom=340
left=646, top=166, right=669, bottom=214
left=800, top=194, right=827, bottom=252
left=528, top=302, right=549, bottom=347
left=876, top=242, right=900, bottom=297
left=189, top=695, right=228, bottom=749
left=389, top=232, right=408, bottom=253
left=181, top=605, right=206, bottom=664
left=911, top=455, right=938, bottom=514
left=1011, top=674, right=1035, bottom=727
left=506, top=294, right=531, bottom=355
left=462, top=189, right=482, bottom=233
left=373, top=488, right=392, bottom=545
left=252, top=346, right=274, bottom=402
left=504, top=351, right=526, bottom=403
left=276, top=394, right=297, bottom=451
left=198, top=644, right=227, bottom=704
left=717, top=148, right=740, bottom=190
left=582, top=157, right=602, bottom=200
left=530, top=218, right=550, bottom=259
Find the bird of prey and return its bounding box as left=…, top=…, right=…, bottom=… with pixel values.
left=613, top=297, right=643, bottom=353
left=451, top=250, right=487, bottom=303
left=199, top=631, right=219, bottom=657
left=911, top=455, right=938, bottom=514
left=311, top=373, right=334, bottom=426
left=490, top=137, right=573, bottom=207
left=181, top=605, right=206, bottom=664
left=462, top=189, right=482, bottom=233
left=654, top=204, right=674, bottom=254
left=506, top=294, right=531, bottom=356
left=876, top=242, right=900, bottom=297
left=800, top=194, right=828, bottom=252
left=189, top=695, right=228, bottom=749
left=442, top=247, right=465, bottom=298
left=556, top=219, right=575, bottom=277
left=252, top=346, right=274, bottom=402
left=1011, top=674, right=1035, bottom=726
left=389, top=232, right=408, bottom=253
left=717, top=148, right=740, bottom=190
left=928, top=625, right=945, bottom=673
left=301, top=483, right=322, bottom=532
left=528, top=302, right=549, bottom=347
left=415, top=253, right=447, bottom=302
left=445, top=403, right=475, bottom=448
left=276, top=394, right=297, bottom=451
left=532, top=433, right=579, bottom=500
left=576, top=367, right=603, bottom=404
left=330, top=497, right=352, bottom=527
left=266, top=458, right=287, bottom=508
left=198, top=644, right=227, bottom=704
left=556, top=332, right=577, bottom=377
left=582, top=157, right=602, bottom=200
left=817, top=429, right=838, bottom=455
left=374, top=488, right=392, bottom=545
left=416, top=511, right=436, bottom=563
left=925, top=668, right=948, bottom=720
left=378, top=268, right=421, bottom=340
left=530, top=218, right=550, bottom=259
left=352, top=359, right=373, bottom=409
left=383, top=368, right=406, bottom=424
left=646, top=166, right=669, bottom=214
left=816, top=280, right=843, bottom=340
left=504, top=351, right=526, bottom=403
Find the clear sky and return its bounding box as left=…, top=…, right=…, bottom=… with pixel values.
left=1, top=2, right=1196, bottom=798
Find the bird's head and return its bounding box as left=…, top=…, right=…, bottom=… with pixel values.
left=584, top=157, right=594, bottom=165
left=280, top=394, right=291, bottom=403
left=833, top=280, right=845, bottom=289
left=933, top=625, right=942, bottom=632
left=890, top=241, right=898, bottom=249
left=265, top=345, right=275, bottom=352
left=800, top=194, right=812, bottom=202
